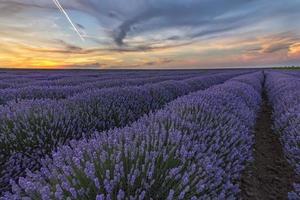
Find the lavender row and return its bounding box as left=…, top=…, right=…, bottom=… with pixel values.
left=0, top=72, right=243, bottom=193
left=0, top=70, right=189, bottom=87
left=36, top=71, right=220, bottom=87
left=3, top=72, right=263, bottom=199
left=0, top=73, right=210, bottom=105
left=0, top=70, right=213, bottom=89
left=279, top=70, right=300, bottom=78
left=265, top=72, right=300, bottom=199
left=0, top=71, right=170, bottom=89
left=24, top=71, right=204, bottom=87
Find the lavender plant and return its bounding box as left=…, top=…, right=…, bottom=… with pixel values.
left=3, top=72, right=263, bottom=199
left=265, top=71, right=300, bottom=199
left=0, top=72, right=241, bottom=193
left=0, top=73, right=205, bottom=105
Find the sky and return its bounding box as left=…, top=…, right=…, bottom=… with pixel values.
left=0, top=0, right=300, bottom=69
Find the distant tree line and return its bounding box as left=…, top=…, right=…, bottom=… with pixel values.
left=273, top=66, right=300, bottom=70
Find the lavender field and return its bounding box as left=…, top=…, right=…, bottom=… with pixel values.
left=0, top=69, right=299, bottom=199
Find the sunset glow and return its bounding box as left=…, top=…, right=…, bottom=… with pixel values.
left=0, top=0, right=300, bottom=69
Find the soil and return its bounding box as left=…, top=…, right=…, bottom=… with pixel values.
left=240, top=92, right=298, bottom=200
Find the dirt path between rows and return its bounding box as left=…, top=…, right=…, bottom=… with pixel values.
left=240, top=91, right=296, bottom=199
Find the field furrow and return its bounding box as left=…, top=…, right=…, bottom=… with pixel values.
left=264, top=72, right=300, bottom=199
left=241, top=85, right=295, bottom=199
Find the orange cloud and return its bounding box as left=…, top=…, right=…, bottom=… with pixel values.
left=1, top=31, right=300, bottom=69
left=288, top=43, right=300, bottom=58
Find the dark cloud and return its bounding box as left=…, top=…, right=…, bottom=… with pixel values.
left=167, top=36, right=181, bottom=41
left=108, top=11, right=120, bottom=19
left=23, top=39, right=191, bottom=55
left=243, top=32, right=300, bottom=56
left=56, top=39, right=83, bottom=51
left=108, top=58, right=174, bottom=69
left=1, top=0, right=300, bottom=48
left=260, top=32, right=299, bottom=53
left=111, top=42, right=193, bottom=53
left=103, top=0, right=298, bottom=47
left=144, top=58, right=173, bottom=66
left=7, top=35, right=190, bottom=57
left=0, top=0, right=53, bottom=12
left=76, top=23, right=85, bottom=30
left=262, top=43, right=291, bottom=53
left=60, top=62, right=102, bottom=69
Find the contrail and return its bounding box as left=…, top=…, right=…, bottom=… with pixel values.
left=52, top=0, right=85, bottom=41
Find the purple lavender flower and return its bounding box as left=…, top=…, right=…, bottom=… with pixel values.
left=3, top=71, right=263, bottom=199
left=265, top=71, right=300, bottom=198
left=0, top=71, right=243, bottom=193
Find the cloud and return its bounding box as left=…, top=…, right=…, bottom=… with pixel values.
left=288, top=43, right=300, bottom=58
left=1, top=0, right=300, bottom=47
left=76, top=23, right=85, bottom=30
left=110, top=0, right=258, bottom=46
left=262, top=43, right=291, bottom=53
left=22, top=39, right=191, bottom=55
left=249, top=32, right=300, bottom=54
left=57, top=62, right=102, bottom=69
left=1, top=0, right=300, bottom=69
left=108, top=58, right=174, bottom=69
